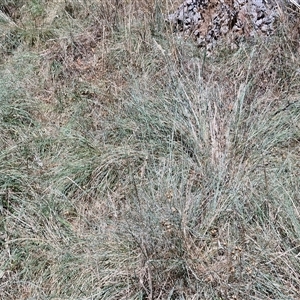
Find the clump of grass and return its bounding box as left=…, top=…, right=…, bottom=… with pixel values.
left=0, top=0, right=300, bottom=299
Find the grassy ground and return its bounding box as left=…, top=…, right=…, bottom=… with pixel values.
left=0, top=0, right=300, bottom=299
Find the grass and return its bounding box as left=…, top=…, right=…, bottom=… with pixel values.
left=0, top=0, right=300, bottom=299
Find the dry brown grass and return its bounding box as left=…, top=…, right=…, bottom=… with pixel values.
left=0, top=0, right=300, bottom=299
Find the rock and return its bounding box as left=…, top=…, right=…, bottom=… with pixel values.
left=166, top=0, right=280, bottom=49
left=261, top=24, right=269, bottom=32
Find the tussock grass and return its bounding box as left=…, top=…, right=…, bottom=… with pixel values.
left=0, top=0, right=300, bottom=299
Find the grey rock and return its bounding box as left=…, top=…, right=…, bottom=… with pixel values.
left=166, top=0, right=279, bottom=49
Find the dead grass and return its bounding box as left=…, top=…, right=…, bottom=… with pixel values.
left=0, top=0, right=300, bottom=299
